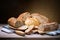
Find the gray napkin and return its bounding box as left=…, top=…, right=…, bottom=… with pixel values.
left=1, top=25, right=60, bottom=36
left=1, top=25, right=14, bottom=34
left=46, top=29, right=60, bottom=36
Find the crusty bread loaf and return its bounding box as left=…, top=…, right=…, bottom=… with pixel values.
left=38, top=22, right=58, bottom=33
left=8, top=17, right=24, bottom=28
left=13, top=12, right=31, bottom=28
left=8, top=12, right=58, bottom=35
left=31, top=13, right=50, bottom=24
left=8, top=17, right=17, bottom=27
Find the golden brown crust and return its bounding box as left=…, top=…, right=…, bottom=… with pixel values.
left=31, top=13, right=50, bottom=24
left=38, top=22, right=58, bottom=33
left=15, top=30, right=25, bottom=36
left=8, top=17, right=17, bottom=27
left=25, top=18, right=40, bottom=26
left=25, top=25, right=34, bottom=34
left=7, top=12, right=58, bottom=35
left=17, top=12, right=31, bottom=22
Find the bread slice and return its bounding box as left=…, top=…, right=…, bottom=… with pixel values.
left=17, top=25, right=28, bottom=30
left=25, top=25, right=34, bottom=34
left=15, top=30, right=25, bottom=36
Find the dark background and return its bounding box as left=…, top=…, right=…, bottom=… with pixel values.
left=0, top=0, right=60, bottom=24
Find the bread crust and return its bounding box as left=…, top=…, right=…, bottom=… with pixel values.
left=17, top=12, right=31, bottom=22
left=31, top=13, right=50, bottom=24
left=8, top=17, right=17, bottom=27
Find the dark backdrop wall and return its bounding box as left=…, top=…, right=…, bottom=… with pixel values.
left=0, top=0, right=60, bottom=24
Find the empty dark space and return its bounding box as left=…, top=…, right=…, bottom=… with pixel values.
left=0, top=0, right=30, bottom=24
left=0, top=0, right=60, bottom=24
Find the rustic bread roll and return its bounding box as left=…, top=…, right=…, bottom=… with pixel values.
left=38, top=22, right=58, bottom=33
left=8, top=17, right=17, bottom=27
left=8, top=17, right=24, bottom=28
left=31, top=13, right=50, bottom=24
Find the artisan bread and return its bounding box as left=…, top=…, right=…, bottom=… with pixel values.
left=8, top=12, right=59, bottom=35
left=14, top=12, right=31, bottom=28
left=17, top=12, right=31, bottom=22
left=38, top=22, right=58, bottom=33
left=31, top=13, right=50, bottom=24
left=8, top=17, right=17, bottom=27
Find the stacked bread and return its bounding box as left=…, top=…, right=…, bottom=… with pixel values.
left=8, top=12, right=58, bottom=35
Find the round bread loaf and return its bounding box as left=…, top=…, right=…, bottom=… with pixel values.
left=8, top=17, right=17, bottom=27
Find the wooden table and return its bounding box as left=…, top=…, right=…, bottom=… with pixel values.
left=0, top=24, right=60, bottom=40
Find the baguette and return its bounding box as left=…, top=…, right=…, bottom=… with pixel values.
left=15, top=30, right=25, bottom=36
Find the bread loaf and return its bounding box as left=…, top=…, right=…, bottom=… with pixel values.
left=31, top=13, right=50, bottom=24
left=38, top=22, right=58, bottom=33
left=8, top=17, right=17, bottom=27
left=8, top=17, right=24, bottom=28
left=8, top=12, right=58, bottom=35
left=17, top=12, right=31, bottom=22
